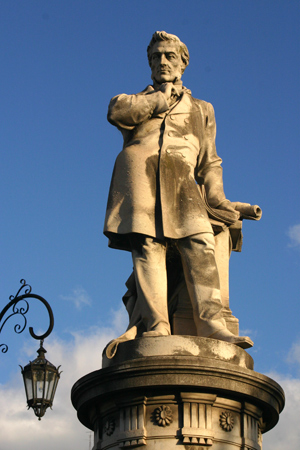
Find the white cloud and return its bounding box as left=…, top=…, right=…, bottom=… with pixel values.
left=262, top=373, right=300, bottom=450
left=60, top=286, right=92, bottom=310
left=287, top=224, right=300, bottom=247
left=263, top=340, right=300, bottom=450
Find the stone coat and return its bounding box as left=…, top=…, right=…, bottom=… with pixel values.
left=104, top=85, right=227, bottom=250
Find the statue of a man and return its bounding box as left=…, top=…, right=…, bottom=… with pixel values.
left=104, top=31, right=253, bottom=349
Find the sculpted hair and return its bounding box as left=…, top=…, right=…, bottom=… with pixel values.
left=147, top=31, right=190, bottom=69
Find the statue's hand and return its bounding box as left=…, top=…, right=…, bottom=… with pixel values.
left=159, top=83, right=180, bottom=105
left=217, top=200, right=240, bottom=220
left=159, top=82, right=172, bottom=97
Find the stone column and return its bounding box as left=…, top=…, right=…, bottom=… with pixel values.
left=71, top=336, right=284, bottom=450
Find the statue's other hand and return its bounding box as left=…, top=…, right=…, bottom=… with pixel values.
left=217, top=200, right=240, bottom=220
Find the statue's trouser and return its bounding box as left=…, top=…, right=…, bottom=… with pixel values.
left=130, top=232, right=227, bottom=337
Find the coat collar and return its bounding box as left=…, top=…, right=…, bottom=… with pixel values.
left=144, top=83, right=191, bottom=96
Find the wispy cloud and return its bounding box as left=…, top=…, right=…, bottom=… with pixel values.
left=263, top=373, right=300, bottom=450
left=60, top=286, right=92, bottom=310
left=286, top=340, right=300, bottom=375
left=111, top=305, right=128, bottom=332
left=262, top=339, right=300, bottom=449
left=287, top=224, right=300, bottom=247
left=239, top=328, right=257, bottom=339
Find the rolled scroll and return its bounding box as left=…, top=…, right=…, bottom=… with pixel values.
left=231, top=202, right=262, bottom=220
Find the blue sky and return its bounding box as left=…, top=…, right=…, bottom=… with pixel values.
left=0, top=1, right=299, bottom=449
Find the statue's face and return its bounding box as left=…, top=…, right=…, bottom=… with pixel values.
left=150, top=40, right=185, bottom=84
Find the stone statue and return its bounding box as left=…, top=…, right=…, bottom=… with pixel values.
left=73, top=33, right=283, bottom=449
left=104, top=31, right=261, bottom=356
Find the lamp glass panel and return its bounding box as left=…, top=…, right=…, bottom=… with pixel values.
left=51, top=377, right=59, bottom=402
left=24, top=371, right=33, bottom=401
left=45, top=371, right=56, bottom=401
left=33, top=369, right=45, bottom=400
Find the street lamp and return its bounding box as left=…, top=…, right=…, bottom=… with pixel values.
left=0, top=279, right=61, bottom=420
left=20, top=339, right=61, bottom=420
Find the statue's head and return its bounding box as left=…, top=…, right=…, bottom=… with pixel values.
left=147, top=31, right=190, bottom=84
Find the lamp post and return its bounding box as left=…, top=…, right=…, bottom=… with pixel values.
left=0, top=279, right=61, bottom=420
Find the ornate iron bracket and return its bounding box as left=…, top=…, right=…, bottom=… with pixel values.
left=0, top=279, right=54, bottom=353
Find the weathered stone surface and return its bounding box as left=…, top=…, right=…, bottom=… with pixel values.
left=71, top=338, right=284, bottom=450
left=102, top=336, right=253, bottom=370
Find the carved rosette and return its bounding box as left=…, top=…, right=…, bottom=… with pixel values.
left=219, top=411, right=234, bottom=431
left=104, top=418, right=115, bottom=436
left=154, top=405, right=173, bottom=427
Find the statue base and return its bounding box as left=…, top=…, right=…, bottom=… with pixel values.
left=71, top=336, right=284, bottom=450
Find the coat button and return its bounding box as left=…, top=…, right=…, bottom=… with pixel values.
left=170, top=115, right=174, bottom=120
left=184, top=118, right=189, bottom=124
left=166, top=149, right=171, bottom=154
left=168, top=131, right=174, bottom=137
left=184, top=136, right=189, bottom=140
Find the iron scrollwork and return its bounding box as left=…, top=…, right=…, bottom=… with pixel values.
left=0, top=279, right=54, bottom=353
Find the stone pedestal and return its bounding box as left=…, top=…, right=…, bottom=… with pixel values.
left=71, top=337, right=284, bottom=450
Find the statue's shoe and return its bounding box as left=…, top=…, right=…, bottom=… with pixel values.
left=209, top=329, right=254, bottom=349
